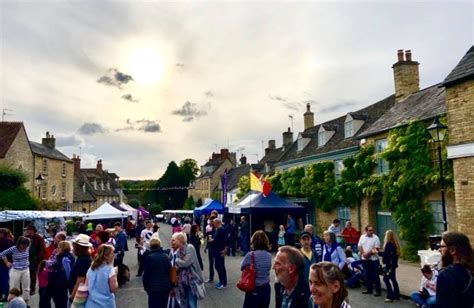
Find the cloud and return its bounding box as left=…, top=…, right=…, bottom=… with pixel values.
left=269, top=95, right=287, bottom=102
left=116, top=119, right=161, bottom=133
left=97, top=68, right=134, bottom=89
left=55, top=134, right=85, bottom=147
left=77, top=123, right=106, bottom=135
left=269, top=95, right=308, bottom=111
left=121, top=94, right=139, bottom=103
left=319, top=100, right=358, bottom=114
left=171, top=101, right=208, bottom=122
left=204, top=90, right=214, bottom=98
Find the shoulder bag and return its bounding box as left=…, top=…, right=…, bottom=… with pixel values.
left=71, top=282, right=88, bottom=308
left=237, top=252, right=256, bottom=292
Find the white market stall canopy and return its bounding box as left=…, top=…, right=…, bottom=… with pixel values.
left=161, top=210, right=194, bottom=215
left=120, top=203, right=138, bottom=220
left=0, top=210, right=85, bottom=222
left=83, top=202, right=129, bottom=220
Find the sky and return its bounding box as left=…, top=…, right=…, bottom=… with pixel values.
left=1, top=0, right=472, bottom=180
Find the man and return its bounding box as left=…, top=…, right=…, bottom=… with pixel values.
left=299, top=232, right=317, bottom=283
left=304, top=224, right=323, bottom=262
left=340, top=221, right=360, bottom=252
left=211, top=218, right=229, bottom=289
left=286, top=215, right=296, bottom=247
left=137, top=220, right=154, bottom=277
left=358, top=225, right=381, bottom=296
left=25, top=224, right=46, bottom=295
left=225, top=219, right=237, bottom=256
left=239, top=216, right=250, bottom=255
left=113, top=222, right=127, bottom=268
left=328, top=219, right=341, bottom=236
left=436, top=231, right=474, bottom=308
left=273, top=245, right=310, bottom=308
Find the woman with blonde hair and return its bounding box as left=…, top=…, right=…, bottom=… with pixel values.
left=309, top=262, right=351, bottom=308
left=85, top=244, right=118, bottom=308
left=381, top=229, right=400, bottom=303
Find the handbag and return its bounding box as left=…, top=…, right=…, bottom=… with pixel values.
left=169, top=266, right=177, bottom=284
left=237, top=252, right=256, bottom=292
left=194, top=281, right=206, bottom=300
left=71, top=282, right=89, bottom=308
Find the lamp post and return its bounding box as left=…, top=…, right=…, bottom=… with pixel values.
left=35, top=174, right=44, bottom=199
left=427, top=115, right=448, bottom=231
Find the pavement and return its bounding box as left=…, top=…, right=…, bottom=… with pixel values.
left=27, top=223, right=421, bottom=307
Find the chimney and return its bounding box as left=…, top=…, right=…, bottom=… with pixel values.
left=220, top=148, right=229, bottom=159
left=303, top=103, right=314, bottom=130
left=392, top=49, right=420, bottom=102
left=42, top=131, right=56, bottom=149
left=72, top=154, right=81, bottom=176
left=265, top=140, right=276, bottom=155
left=283, top=127, right=293, bottom=146
left=239, top=154, right=247, bottom=165
left=96, top=160, right=103, bottom=174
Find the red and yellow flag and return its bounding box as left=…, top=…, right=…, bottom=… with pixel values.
left=250, top=172, right=272, bottom=197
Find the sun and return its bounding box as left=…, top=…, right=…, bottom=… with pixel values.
left=127, top=46, right=165, bottom=85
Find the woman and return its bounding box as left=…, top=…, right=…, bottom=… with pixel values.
left=69, top=234, right=93, bottom=302
left=322, top=231, right=346, bottom=270
left=0, top=236, right=31, bottom=304
left=0, top=228, right=14, bottom=301
left=240, top=230, right=272, bottom=308
left=170, top=232, right=203, bottom=308
left=381, top=230, right=400, bottom=303
left=48, top=240, right=75, bottom=308
left=85, top=244, right=118, bottom=308
left=143, top=238, right=172, bottom=308
left=189, top=225, right=204, bottom=270
left=409, top=265, right=437, bottom=307
left=309, top=262, right=351, bottom=308
left=91, top=231, right=110, bottom=258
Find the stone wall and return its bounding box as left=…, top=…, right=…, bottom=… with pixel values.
left=34, top=156, right=74, bottom=205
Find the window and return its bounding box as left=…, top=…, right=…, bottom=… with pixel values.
left=41, top=183, right=47, bottom=199
left=334, top=160, right=344, bottom=180
left=345, top=121, right=354, bottom=138
left=429, top=201, right=445, bottom=235
left=107, top=182, right=110, bottom=190
left=61, top=183, right=66, bottom=199
left=337, top=205, right=351, bottom=226
left=51, top=185, right=56, bottom=196
left=82, top=184, right=86, bottom=192
left=318, top=132, right=326, bottom=147
left=375, top=139, right=389, bottom=174
left=42, top=158, right=48, bottom=175
left=101, top=181, right=104, bottom=190
left=93, top=180, right=97, bottom=190
left=62, top=163, right=67, bottom=177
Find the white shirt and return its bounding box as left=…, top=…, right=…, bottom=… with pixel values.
left=421, top=270, right=438, bottom=296
left=358, top=233, right=380, bottom=261
left=140, top=228, right=154, bottom=250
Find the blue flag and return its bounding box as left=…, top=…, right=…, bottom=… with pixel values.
left=222, top=168, right=228, bottom=205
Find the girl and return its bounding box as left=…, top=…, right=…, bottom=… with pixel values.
left=381, top=230, right=400, bottom=303
left=37, top=260, right=49, bottom=308
left=277, top=225, right=285, bottom=247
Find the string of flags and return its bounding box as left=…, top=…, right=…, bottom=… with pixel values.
left=122, top=186, right=193, bottom=191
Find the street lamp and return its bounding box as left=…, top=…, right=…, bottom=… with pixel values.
left=427, top=115, right=448, bottom=231
left=35, top=174, right=44, bottom=199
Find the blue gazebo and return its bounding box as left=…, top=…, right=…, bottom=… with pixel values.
left=193, top=199, right=224, bottom=216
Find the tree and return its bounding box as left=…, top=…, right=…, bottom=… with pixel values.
left=236, top=176, right=250, bottom=199
left=179, top=159, right=200, bottom=182
left=128, top=199, right=140, bottom=208
left=0, top=166, right=38, bottom=210
left=183, top=196, right=195, bottom=210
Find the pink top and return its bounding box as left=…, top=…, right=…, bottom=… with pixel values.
left=38, top=268, right=49, bottom=288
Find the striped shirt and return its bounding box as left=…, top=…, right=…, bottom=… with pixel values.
left=240, top=250, right=272, bottom=286
left=0, top=246, right=29, bottom=270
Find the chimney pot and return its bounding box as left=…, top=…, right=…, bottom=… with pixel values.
left=397, top=49, right=404, bottom=62
left=405, top=50, right=412, bottom=61
left=268, top=140, right=276, bottom=149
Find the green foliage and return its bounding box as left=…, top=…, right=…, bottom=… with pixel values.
left=301, top=162, right=337, bottom=212
left=147, top=203, right=163, bottom=216
left=183, top=196, right=195, bottom=210
left=268, top=173, right=283, bottom=196
left=236, top=176, right=250, bottom=199
left=281, top=167, right=306, bottom=198
left=211, top=191, right=221, bottom=201
left=0, top=166, right=37, bottom=210
left=128, top=199, right=140, bottom=208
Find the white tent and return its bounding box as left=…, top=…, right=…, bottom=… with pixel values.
left=0, top=210, right=85, bottom=222
left=83, top=202, right=128, bottom=220
left=120, top=203, right=138, bottom=220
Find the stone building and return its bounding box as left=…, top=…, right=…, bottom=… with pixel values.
left=72, top=156, right=122, bottom=212
left=29, top=132, right=74, bottom=207
left=443, top=46, right=474, bottom=242
left=188, top=149, right=236, bottom=203
left=0, top=122, right=35, bottom=191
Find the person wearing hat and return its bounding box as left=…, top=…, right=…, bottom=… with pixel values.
left=300, top=232, right=317, bottom=283
left=24, top=224, right=46, bottom=296
left=69, top=234, right=93, bottom=302
left=0, top=236, right=31, bottom=305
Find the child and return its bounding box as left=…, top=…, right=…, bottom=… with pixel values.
left=7, top=288, right=27, bottom=308
left=278, top=225, right=286, bottom=247
left=37, top=260, right=48, bottom=307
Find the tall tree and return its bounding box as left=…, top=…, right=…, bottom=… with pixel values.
left=0, top=167, right=38, bottom=210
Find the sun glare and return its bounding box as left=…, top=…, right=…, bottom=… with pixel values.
left=128, top=46, right=165, bottom=85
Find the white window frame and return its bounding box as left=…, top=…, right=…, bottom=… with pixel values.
left=375, top=139, right=389, bottom=174
left=345, top=121, right=354, bottom=138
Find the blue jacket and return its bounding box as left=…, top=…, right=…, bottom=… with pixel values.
left=142, top=248, right=173, bottom=294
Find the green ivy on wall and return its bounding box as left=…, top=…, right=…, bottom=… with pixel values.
left=301, top=162, right=337, bottom=212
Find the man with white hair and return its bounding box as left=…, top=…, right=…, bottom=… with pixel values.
left=210, top=218, right=229, bottom=289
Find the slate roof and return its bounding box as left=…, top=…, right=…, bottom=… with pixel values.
left=29, top=141, right=72, bottom=162
left=442, top=46, right=474, bottom=87
left=73, top=169, right=120, bottom=200
left=226, top=164, right=252, bottom=190
left=358, top=84, right=445, bottom=138
left=0, top=122, right=28, bottom=158
left=73, top=174, right=96, bottom=202
left=277, top=94, right=395, bottom=165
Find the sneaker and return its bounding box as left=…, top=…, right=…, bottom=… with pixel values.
left=362, top=290, right=372, bottom=294
left=215, top=282, right=221, bottom=288
left=205, top=279, right=214, bottom=283
left=374, top=293, right=381, bottom=297
left=384, top=299, right=393, bottom=303
left=216, top=284, right=227, bottom=289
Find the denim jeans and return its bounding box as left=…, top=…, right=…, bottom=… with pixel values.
left=243, top=283, right=271, bottom=308
left=186, top=285, right=197, bottom=308
left=362, top=260, right=381, bottom=294
left=214, top=253, right=227, bottom=286
left=410, top=292, right=436, bottom=307
left=207, top=250, right=215, bottom=281
left=383, top=267, right=400, bottom=300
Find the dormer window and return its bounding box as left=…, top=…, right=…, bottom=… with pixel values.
left=344, top=121, right=354, bottom=138
left=317, top=125, right=335, bottom=147
left=93, top=180, right=97, bottom=190
left=107, top=182, right=110, bottom=190
left=82, top=184, right=86, bottom=192
left=318, top=132, right=326, bottom=147
left=101, top=181, right=104, bottom=190
left=344, top=113, right=365, bottom=138
left=297, top=133, right=311, bottom=152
